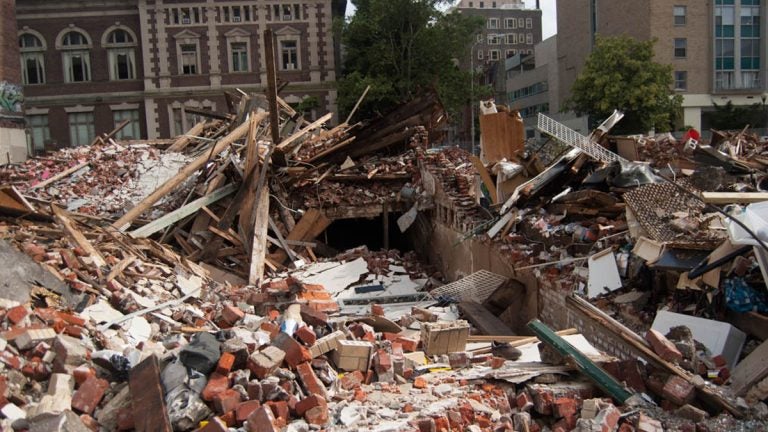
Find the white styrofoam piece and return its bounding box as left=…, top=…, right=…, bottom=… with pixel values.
left=587, top=249, right=622, bottom=298
left=651, top=310, right=746, bottom=369
left=515, top=334, right=602, bottom=363
left=81, top=300, right=124, bottom=324
left=297, top=257, right=369, bottom=294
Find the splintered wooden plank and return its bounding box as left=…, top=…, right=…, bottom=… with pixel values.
left=458, top=301, right=516, bottom=336
left=167, top=121, right=206, bottom=152
left=30, top=161, right=89, bottom=191
left=248, top=189, right=270, bottom=285
left=469, top=156, right=498, bottom=204
left=268, top=209, right=331, bottom=265
left=52, top=205, right=106, bottom=268
left=129, top=355, right=172, bottom=432
left=0, top=186, right=35, bottom=213
left=129, top=183, right=238, bottom=238
left=729, top=339, right=768, bottom=396
left=276, top=112, right=333, bottom=152
left=701, top=192, right=768, bottom=204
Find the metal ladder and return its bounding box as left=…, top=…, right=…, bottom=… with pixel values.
left=537, top=113, right=628, bottom=164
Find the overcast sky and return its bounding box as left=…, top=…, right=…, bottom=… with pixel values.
left=345, top=0, right=557, bottom=39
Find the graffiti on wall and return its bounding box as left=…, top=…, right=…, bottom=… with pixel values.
left=0, top=81, right=24, bottom=114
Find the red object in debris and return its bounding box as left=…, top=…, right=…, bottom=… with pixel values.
left=681, top=128, right=700, bottom=143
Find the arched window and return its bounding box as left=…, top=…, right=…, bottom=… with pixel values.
left=59, top=30, right=91, bottom=82
left=103, top=28, right=137, bottom=80
left=18, top=32, right=46, bottom=85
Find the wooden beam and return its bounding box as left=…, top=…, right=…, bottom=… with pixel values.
left=129, top=183, right=238, bottom=238
left=52, top=205, right=107, bottom=268
left=105, top=119, right=130, bottom=141
left=248, top=189, right=270, bottom=285
left=264, top=29, right=280, bottom=146
left=112, top=120, right=252, bottom=231
left=268, top=208, right=331, bottom=264
left=275, top=112, right=333, bottom=152
left=345, top=84, right=371, bottom=125
left=470, top=155, right=498, bottom=204
left=729, top=339, right=768, bottom=396
left=129, top=355, right=172, bottom=432
left=458, top=301, right=516, bottom=336
left=701, top=192, right=768, bottom=204
left=167, top=121, right=207, bottom=152
left=106, top=255, right=137, bottom=283
left=30, top=161, right=89, bottom=190
left=727, top=311, right=768, bottom=341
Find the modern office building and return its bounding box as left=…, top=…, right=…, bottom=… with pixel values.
left=556, top=0, right=767, bottom=131
left=16, top=0, right=346, bottom=152
left=453, top=0, right=543, bottom=148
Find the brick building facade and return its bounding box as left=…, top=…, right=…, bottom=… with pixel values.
left=16, top=0, right=346, bottom=151
left=1, top=0, right=27, bottom=162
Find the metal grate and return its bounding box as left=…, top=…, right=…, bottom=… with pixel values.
left=537, top=114, right=627, bottom=164
left=623, top=181, right=726, bottom=249
left=429, top=270, right=508, bottom=303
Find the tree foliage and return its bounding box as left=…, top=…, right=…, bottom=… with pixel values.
left=565, top=36, right=683, bottom=133
left=338, top=0, right=483, bottom=120
left=706, top=100, right=768, bottom=131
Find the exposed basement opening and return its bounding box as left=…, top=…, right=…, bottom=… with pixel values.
left=322, top=213, right=412, bottom=253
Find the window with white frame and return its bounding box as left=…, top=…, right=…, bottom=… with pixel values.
left=526, top=33, right=533, bottom=44
left=525, top=18, right=532, bottom=29
left=505, top=18, right=515, bottom=29
left=489, top=49, right=500, bottom=61
left=280, top=40, right=299, bottom=70
left=518, top=33, right=524, bottom=43
left=506, top=34, right=516, bottom=44
left=477, top=33, right=483, bottom=43
left=674, top=38, right=687, bottom=58
left=231, top=42, right=249, bottom=72
left=19, top=33, right=45, bottom=85
left=27, top=114, right=50, bottom=151
left=488, top=18, right=499, bottom=29
left=272, top=4, right=302, bottom=21
left=487, top=34, right=500, bottom=45
left=180, top=44, right=199, bottom=74
left=68, top=112, right=94, bottom=146
left=113, top=109, right=141, bottom=140
left=60, top=30, right=91, bottom=82
left=518, top=18, right=524, bottom=27
left=506, top=49, right=517, bottom=58
left=104, top=28, right=136, bottom=80
left=477, top=49, right=483, bottom=60
left=673, top=6, right=686, bottom=26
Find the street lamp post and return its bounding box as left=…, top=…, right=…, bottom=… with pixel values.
left=470, top=42, right=479, bottom=155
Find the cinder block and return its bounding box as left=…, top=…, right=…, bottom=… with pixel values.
left=420, top=320, right=469, bottom=356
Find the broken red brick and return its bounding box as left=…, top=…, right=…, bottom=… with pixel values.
left=266, top=400, right=289, bottom=423
left=221, top=305, right=245, bottom=325
left=236, top=400, right=261, bottom=424
left=272, top=332, right=311, bottom=368
left=71, top=376, right=109, bottom=415
left=296, top=361, right=327, bottom=399
left=295, top=394, right=326, bottom=417
left=246, top=405, right=279, bottom=432
left=202, top=373, right=230, bottom=402
left=299, top=304, right=329, bottom=328
left=553, top=397, right=578, bottom=419
left=516, top=391, right=534, bottom=412
left=662, top=375, right=695, bottom=406
left=645, top=329, right=683, bottom=363
left=395, top=336, right=419, bottom=352
left=295, top=326, right=317, bottom=346
left=6, top=306, right=28, bottom=325
left=213, top=388, right=242, bottom=415
left=216, top=352, right=236, bottom=375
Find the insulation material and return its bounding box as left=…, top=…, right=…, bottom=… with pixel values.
left=586, top=248, right=622, bottom=298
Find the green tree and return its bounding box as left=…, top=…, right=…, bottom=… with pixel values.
left=706, top=100, right=768, bottom=131
left=339, top=0, right=483, bottom=120
left=565, top=36, right=683, bottom=134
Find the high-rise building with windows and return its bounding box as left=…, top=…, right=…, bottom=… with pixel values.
left=16, top=0, right=346, bottom=151
left=557, top=0, right=767, bottom=131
